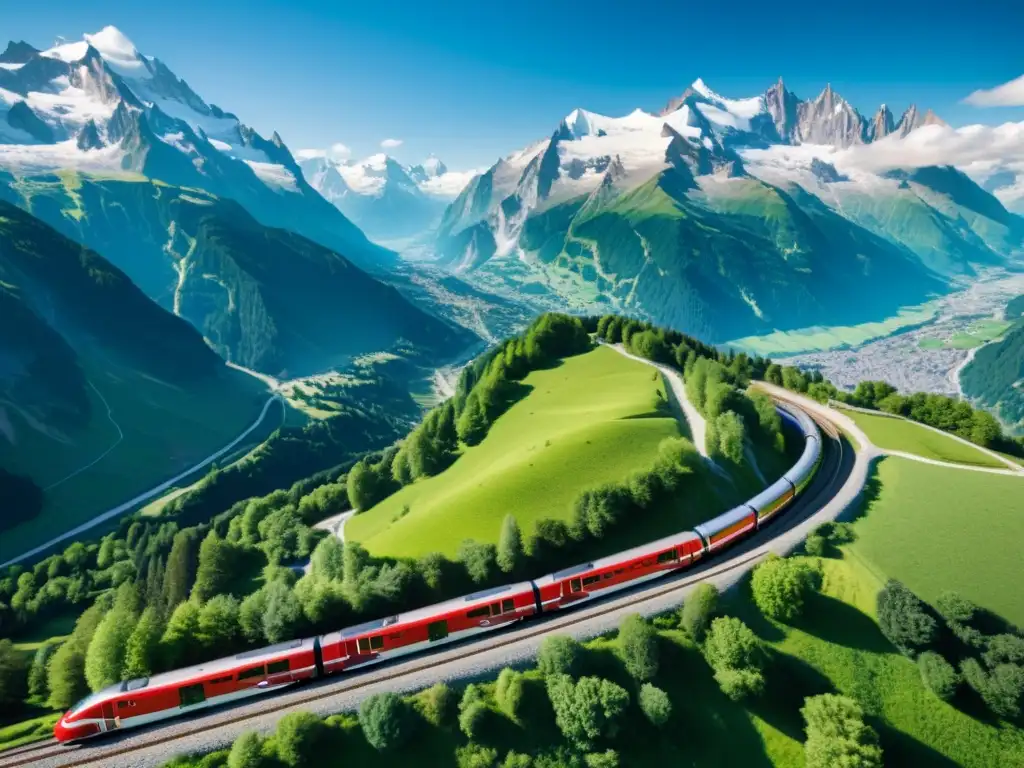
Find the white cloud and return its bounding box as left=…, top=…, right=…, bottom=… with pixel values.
left=418, top=168, right=485, bottom=198
left=741, top=120, right=1024, bottom=214
left=380, top=138, right=403, bottom=149
left=328, top=142, right=352, bottom=161
left=294, top=148, right=326, bottom=160
left=963, top=74, right=1024, bottom=107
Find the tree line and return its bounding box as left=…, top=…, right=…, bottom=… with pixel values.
left=767, top=364, right=1024, bottom=458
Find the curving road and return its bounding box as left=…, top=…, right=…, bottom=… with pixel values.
left=0, top=395, right=286, bottom=570
left=4, top=398, right=870, bottom=768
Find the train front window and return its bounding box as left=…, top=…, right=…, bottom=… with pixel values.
left=69, top=692, right=103, bottom=715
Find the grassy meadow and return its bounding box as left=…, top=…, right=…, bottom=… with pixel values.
left=848, top=456, right=1024, bottom=627
left=347, top=346, right=703, bottom=559
left=842, top=410, right=1007, bottom=468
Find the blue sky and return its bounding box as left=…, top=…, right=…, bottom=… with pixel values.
left=6, top=0, right=1024, bottom=170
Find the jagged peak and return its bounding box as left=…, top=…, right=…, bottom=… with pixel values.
left=0, top=40, right=40, bottom=64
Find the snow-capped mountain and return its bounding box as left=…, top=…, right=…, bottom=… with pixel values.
left=298, top=150, right=475, bottom=243
left=434, top=77, right=1023, bottom=344
left=0, top=27, right=388, bottom=268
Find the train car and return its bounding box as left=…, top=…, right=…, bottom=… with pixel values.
left=318, top=581, right=538, bottom=674
left=692, top=504, right=758, bottom=554
left=54, top=638, right=318, bottom=742
left=533, top=531, right=704, bottom=612
left=779, top=405, right=822, bottom=496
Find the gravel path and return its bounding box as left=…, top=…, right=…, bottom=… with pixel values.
left=605, top=343, right=712, bottom=459
left=15, top=398, right=872, bottom=768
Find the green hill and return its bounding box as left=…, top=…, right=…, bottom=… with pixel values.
left=0, top=171, right=475, bottom=378
left=0, top=201, right=266, bottom=555
left=349, top=344, right=746, bottom=559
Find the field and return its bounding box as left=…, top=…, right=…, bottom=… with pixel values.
left=347, top=346, right=699, bottom=558
left=841, top=409, right=1007, bottom=468
left=0, top=362, right=272, bottom=562
left=728, top=304, right=938, bottom=357
left=918, top=318, right=1014, bottom=350
left=848, top=456, right=1024, bottom=627
left=725, top=556, right=1024, bottom=766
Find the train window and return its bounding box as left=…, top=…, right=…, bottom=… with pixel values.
left=238, top=665, right=265, bottom=681
left=614, top=568, right=624, bottom=575
left=117, top=700, right=136, bottom=709
left=502, top=599, right=514, bottom=613
left=179, top=684, right=205, bottom=708
left=603, top=573, right=613, bottom=580
left=656, top=549, right=679, bottom=564
left=490, top=602, right=501, bottom=616
left=570, top=578, right=582, bottom=593
left=428, top=619, right=449, bottom=642
left=582, top=575, right=601, bottom=586
left=467, top=606, right=490, bottom=619
left=357, top=638, right=371, bottom=654
left=267, top=660, right=290, bottom=674
left=210, top=676, right=232, bottom=685
left=369, top=635, right=384, bottom=651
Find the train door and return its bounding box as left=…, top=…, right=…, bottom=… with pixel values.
left=100, top=701, right=117, bottom=731
left=562, top=577, right=583, bottom=599
left=428, top=619, right=448, bottom=642
left=179, top=683, right=206, bottom=709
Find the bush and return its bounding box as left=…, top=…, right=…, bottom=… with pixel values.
left=619, top=614, right=659, bottom=681
left=962, top=658, right=1024, bottom=719
left=227, top=731, right=267, bottom=768
left=359, top=692, right=415, bottom=751
left=275, top=712, right=327, bottom=768
left=0, top=639, right=28, bottom=713
left=804, top=533, right=827, bottom=557
left=935, top=591, right=977, bottom=625
left=584, top=750, right=620, bottom=768
left=918, top=652, right=959, bottom=701
left=714, top=666, right=766, bottom=702
left=704, top=617, right=764, bottom=672
left=419, top=682, right=458, bottom=726
left=456, top=744, right=500, bottom=768
left=546, top=674, right=630, bottom=749
left=751, top=555, right=820, bottom=622
left=876, top=579, right=937, bottom=655
left=983, top=634, right=1024, bottom=668
left=495, top=668, right=526, bottom=720
left=801, top=694, right=882, bottom=768
left=459, top=701, right=492, bottom=741
left=704, top=617, right=766, bottom=702
left=680, top=583, right=718, bottom=641
left=538, top=635, right=584, bottom=678
left=638, top=683, right=672, bottom=726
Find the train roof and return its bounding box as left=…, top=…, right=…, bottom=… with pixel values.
left=72, top=637, right=318, bottom=706
left=745, top=476, right=794, bottom=510
left=693, top=504, right=756, bottom=540
left=533, top=530, right=702, bottom=586
left=321, top=580, right=537, bottom=643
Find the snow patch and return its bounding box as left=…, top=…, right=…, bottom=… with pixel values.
left=245, top=161, right=299, bottom=192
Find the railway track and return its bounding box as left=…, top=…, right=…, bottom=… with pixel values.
left=3, top=401, right=859, bottom=768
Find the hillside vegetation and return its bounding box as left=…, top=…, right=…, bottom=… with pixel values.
left=0, top=201, right=265, bottom=553
left=1, top=173, right=473, bottom=378
left=347, top=345, right=691, bottom=558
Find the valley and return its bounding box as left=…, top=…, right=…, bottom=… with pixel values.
left=772, top=270, right=1024, bottom=401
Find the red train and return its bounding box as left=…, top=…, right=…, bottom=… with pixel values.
left=55, top=406, right=821, bottom=743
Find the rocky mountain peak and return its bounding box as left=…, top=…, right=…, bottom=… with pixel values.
left=867, top=104, right=895, bottom=141
left=763, top=76, right=799, bottom=142
left=794, top=83, right=866, bottom=148
left=0, top=40, right=39, bottom=64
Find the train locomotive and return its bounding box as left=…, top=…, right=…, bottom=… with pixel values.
left=55, top=404, right=821, bottom=743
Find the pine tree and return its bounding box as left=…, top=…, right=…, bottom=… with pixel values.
left=457, top=393, right=489, bottom=446
left=497, top=515, right=523, bottom=574
left=122, top=607, right=164, bottom=680
left=191, top=531, right=235, bottom=603
left=162, top=528, right=201, bottom=611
